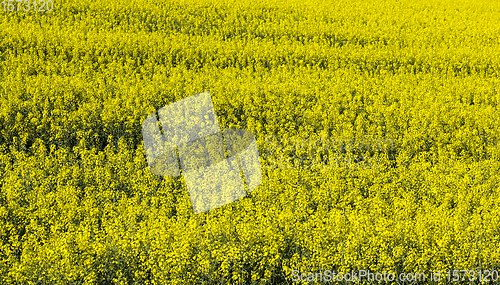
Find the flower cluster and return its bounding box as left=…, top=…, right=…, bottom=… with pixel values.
left=0, top=0, right=499, bottom=284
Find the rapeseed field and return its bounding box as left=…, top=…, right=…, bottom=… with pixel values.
left=1, top=0, right=499, bottom=284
